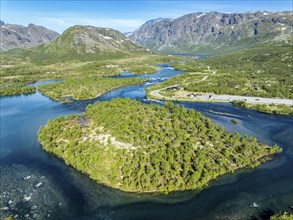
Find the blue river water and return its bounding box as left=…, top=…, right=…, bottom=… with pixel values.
left=0, top=65, right=292, bottom=220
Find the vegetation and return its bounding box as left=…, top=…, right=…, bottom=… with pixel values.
left=171, top=41, right=293, bottom=99
left=232, top=100, right=293, bottom=115
left=38, top=98, right=281, bottom=193
left=38, top=77, right=145, bottom=102
left=147, top=41, right=293, bottom=114
left=0, top=84, right=36, bottom=97
left=0, top=51, right=182, bottom=97
left=270, top=212, right=293, bottom=220
left=231, top=119, right=238, bottom=124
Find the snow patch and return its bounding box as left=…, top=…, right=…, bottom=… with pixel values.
left=1, top=26, right=16, bottom=33
left=196, top=13, right=205, bottom=19
left=98, top=33, right=113, bottom=40
left=125, top=32, right=133, bottom=37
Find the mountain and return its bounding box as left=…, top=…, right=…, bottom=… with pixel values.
left=28, top=25, right=150, bottom=63
left=123, top=32, right=133, bottom=37
left=129, top=11, right=293, bottom=54
left=0, top=21, right=59, bottom=51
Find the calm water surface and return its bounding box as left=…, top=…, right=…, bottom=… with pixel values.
left=1, top=65, right=292, bottom=220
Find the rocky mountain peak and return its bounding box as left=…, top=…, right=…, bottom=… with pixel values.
left=129, top=11, right=293, bottom=54
left=0, top=22, right=59, bottom=51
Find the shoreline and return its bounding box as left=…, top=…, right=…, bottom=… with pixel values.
left=148, top=86, right=293, bottom=115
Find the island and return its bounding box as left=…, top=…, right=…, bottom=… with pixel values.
left=38, top=77, right=145, bottom=103
left=38, top=98, right=281, bottom=193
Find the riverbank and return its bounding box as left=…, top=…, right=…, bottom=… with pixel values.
left=2, top=64, right=293, bottom=219
left=147, top=85, right=293, bottom=115
left=38, top=98, right=282, bottom=194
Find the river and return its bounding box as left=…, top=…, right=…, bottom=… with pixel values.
left=1, top=64, right=292, bottom=220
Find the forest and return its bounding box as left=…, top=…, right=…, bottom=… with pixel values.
left=146, top=40, right=293, bottom=114
left=170, top=41, right=293, bottom=99
left=0, top=53, right=179, bottom=97
left=38, top=77, right=145, bottom=102
left=38, top=98, right=281, bottom=193
left=0, top=84, right=36, bottom=97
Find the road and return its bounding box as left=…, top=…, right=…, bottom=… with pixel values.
left=149, top=66, right=293, bottom=105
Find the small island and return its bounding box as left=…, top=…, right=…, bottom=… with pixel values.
left=38, top=98, right=281, bottom=193
left=38, top=77, right=145, bottom=102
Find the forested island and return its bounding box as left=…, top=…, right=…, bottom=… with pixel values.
left=38, top=98, right=281, bottom=193
left=38, top=77, right=145, bottom=102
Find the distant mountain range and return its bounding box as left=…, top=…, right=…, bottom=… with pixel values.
left=0, top=21, right=59, bottom=51
left=1, top=11, right=292, bottom=56
left=129, top=11, right=293, bottom=54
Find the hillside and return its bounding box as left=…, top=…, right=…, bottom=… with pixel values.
left=0, top=21, right=59, bottom=51
left=29, top=25, right=150, bottom=63
left=146, top=40, right=293, bottom=114
left=129, top=11, right=293, bottom=54
left=38, top=98, right=281, bottom=193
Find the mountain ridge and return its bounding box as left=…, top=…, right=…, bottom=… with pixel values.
left=25, top=25, right=150, bottom=63
left=0, top=21, right=60, bottom=51
left=129, top=11, right=293, bottom=54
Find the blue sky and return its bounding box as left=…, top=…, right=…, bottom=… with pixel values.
left=1, top=1, right=292, bottom=33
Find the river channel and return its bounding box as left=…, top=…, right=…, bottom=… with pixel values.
left=1, top=64, right=292, bottom=220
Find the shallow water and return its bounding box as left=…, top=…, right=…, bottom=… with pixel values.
left=1, top=65, right=292, bottom=220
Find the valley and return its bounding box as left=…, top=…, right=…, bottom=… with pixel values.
left=1, top=3, right=293, bottom=220
left=147, top=41, right=293, bottom=114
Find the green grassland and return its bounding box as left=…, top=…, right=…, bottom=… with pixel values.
left=1, top=51, right=182, bottom=98
left=147, top=40, right=293, bottom=114
left=38, top=98, right=281, bottom=193
left=171, top=41, right=293, bottom=99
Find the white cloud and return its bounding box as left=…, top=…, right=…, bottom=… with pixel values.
left=39, top=17, right=145, bottom=33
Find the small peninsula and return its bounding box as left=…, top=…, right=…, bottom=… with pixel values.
left=146, top=41, right=293, bottom=115
left=38, top=98, right=281, bottom=193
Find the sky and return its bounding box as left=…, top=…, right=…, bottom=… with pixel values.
left=1, top=1, right=292, bottom=33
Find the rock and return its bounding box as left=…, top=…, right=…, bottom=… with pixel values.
left=250, top=202, right=259, bottom=208
left=35, top=182, right=43, bottom=188
left=8, top=200, right=13, bottom=204
left=2, top=206, right=9, bottom=210
left=25, top=214, right=29, bottom=218
left=24, top=176, right=31, bottom=180
left=46, top=214, right=51, bottom=218
left=58, top=202, right=62, bottom=206
left=33, top=214, right=38, bottom=218
left=0, top=23, right=59, bottom=51
left=14, top=214, right=19, bottom=219
left=23, top=195, right=31, bottom=202
left=31, top=205, right=38, bottom=210
left=129, top=11, right=293, bottom=54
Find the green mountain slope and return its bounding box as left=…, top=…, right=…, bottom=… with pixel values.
left=12, top=25, right=150, bottom=64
